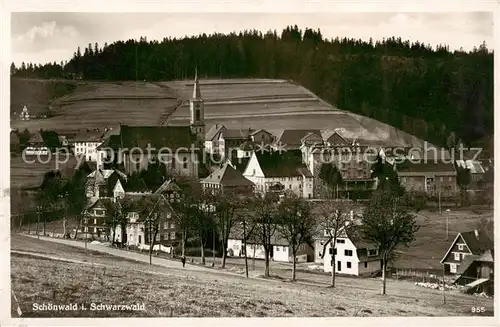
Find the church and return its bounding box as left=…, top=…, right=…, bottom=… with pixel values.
left=97, top=70, right=205, bottom=178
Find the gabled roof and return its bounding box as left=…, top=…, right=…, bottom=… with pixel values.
left=28, top=130, right=62, bottom=148
left=460, top=230, right=493, bottom=255
left=110, top=125, right=196, bottom=150
left=86, top=198, right=113, bottom=210
left=71, top=129, right=105, bottom=142
left=205, top=124, right=226, bottom=141
left=253, top=150, right=311, bottom=178
left=301, top=132, right=324, bottom=144
left=455, top=254, right=481, bottom=276
left=221, top=128, right=254, bottom=140
left=97, top=134, right=121, bottom=150
left=233, top=157, right=250, bottom=174
left=154, top=179, right=181, bottom=195
left=325, top=131, right=349, bottom=145
left=202, top=161, right=254, bottom=187
left=277, top=129, right=322, bottom=147
left=440, top=230, right=493, bottom=263
left=249, top=129, right=272, bottom=136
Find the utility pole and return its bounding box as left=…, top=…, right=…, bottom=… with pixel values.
left=243, top=220, right=249, bottom=278
left=84, top=211, right=88, bottom=252
left=442, top=264, right=446, bottom=304
left=212, top=227, right=216, bottom=267
left=36, top=205, right=41, bottom=239
left=445, top=209, right=450, bottom=240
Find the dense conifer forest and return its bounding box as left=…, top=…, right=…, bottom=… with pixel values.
left=11, top=25, right=493, bottom=153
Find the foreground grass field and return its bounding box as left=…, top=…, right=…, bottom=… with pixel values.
left=11, top=235, right=493, bottom=317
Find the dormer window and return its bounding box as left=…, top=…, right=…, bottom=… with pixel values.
left=458, top=244, right=464, bottom=251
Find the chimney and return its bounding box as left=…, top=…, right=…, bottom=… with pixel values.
left=474, top=229, right=479, bottom=239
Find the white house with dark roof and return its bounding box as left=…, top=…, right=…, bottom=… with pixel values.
left=242, top=150, right=314, bottom=198
left=70, top=128, right=105, bottom=162
left=322, top=223, right=382, bottom=276
left=227, top=223, right=314, bottom=263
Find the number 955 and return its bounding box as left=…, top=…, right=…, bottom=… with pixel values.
left=471, top=307, right=486, bottom=313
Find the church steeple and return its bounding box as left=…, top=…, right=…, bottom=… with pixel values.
left=193, top=67, right=201, bottom=99
left=189, top=67, right=205, bottom=142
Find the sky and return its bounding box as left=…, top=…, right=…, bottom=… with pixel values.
left=11, top=12, right=494, bottom=66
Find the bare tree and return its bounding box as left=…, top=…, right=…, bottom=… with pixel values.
left=249, top=193, right=280, bottom=277
left=361, top=190, right=419, bottom=295
left=317, top=200, right=351, bottom=287
left=170, top=179, right=199, bottom=257
left=277, top=192, right=315, bottom=281
left=210, top=191, right=242, bottom=268
left=140, top=194, right=168, bottom=265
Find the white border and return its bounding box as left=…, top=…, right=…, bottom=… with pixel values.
left=2, top=1, right=499, bottom=327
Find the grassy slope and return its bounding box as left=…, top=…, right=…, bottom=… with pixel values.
left=10, top=235, right=493, bottom=317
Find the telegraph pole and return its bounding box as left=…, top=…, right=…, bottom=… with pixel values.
left=445, top=209, right=450, bottom=240
left=442, top=264, right=446, bottom=304
left=84, top=211, right=88, bottom=252
left=36, top=206, right=41, bottom=239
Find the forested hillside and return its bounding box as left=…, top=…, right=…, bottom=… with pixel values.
left=11, top=25, right=493, bottom=153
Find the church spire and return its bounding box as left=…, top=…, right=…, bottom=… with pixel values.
left=193, top=67, right=201, bottom=99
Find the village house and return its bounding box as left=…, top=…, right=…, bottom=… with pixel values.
left=453, top=249, right=494, bottom=296
left=396, top=161, right=457, bottom=196
left=84, top=198, right=113, bottom=240
left=19, top=105, right=30, bottom=120
left=242, top=150, right=314, bottom=198
left=440, top=229, right=493, bottom=274
left=113, top=193, right=178, bottom=249
left=301, top=131, right=378, bottom=199
left=322, top=224, right=383, bottom=277
left=204, top=124, right=274, bottom=160
left=70, top=128, right=106, bottom=162
left=85, top=169, right=130, bottom=201
left=201, top=161, right=255, bottom=196
left=275, top=129, right=322, bottom=150
left=227, top=224, right=314, bottom=263
left=24, top=130, right=62, bottom=155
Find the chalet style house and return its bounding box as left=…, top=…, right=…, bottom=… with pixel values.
left=322, top=224, right=383, bottom=277
left=440, top=229, right=493, bottom=274
left=242, top=150, right=314, bottom=198
left=96, top=73, right=205, bottom=177
left=24, top=130, right=62, bottom=155
left=397, top=162, right=457, bottom=196
left=204, top=124, right=274, bottom=160
left=201, top=161, right=255, bottom=196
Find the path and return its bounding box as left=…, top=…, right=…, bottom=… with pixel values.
left=21, top=234, right=220, bottom=274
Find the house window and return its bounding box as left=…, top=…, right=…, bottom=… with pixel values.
left=368, top=249, right=378, bottom=256
left=138, top=235, right=142, bottom=244
left=170, top=232, right=175, bottom=240
left=329, top=248, right=337, bottom=255
left=336, top=239, right=345, bottom=244
left=450, top=263, right=457, bottom=273
left=458, top=244, right=464, bottom=251
left=253, top=169, right=256, bottom=175
left=276, top=247, right=280, bottom=251
left=364, top=262, right=368, bottom=268
left=163, top=222, right=168, bottom=229
left=170, top=222, right=175, bottom=229
left=196, top=110, right=201, bottom=121
left=289, top=184, right=292, bottom=189
left=95, top=209, right=104, bottom=216
left=347, top=262, right=352, bottom=269
left=454, top=253, right=460, bottom=260
left=440, top=177, right=443, bottom=182
left=448, top=177, right=452, bottom=182
left=345, top=250, right=353, bottom=256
